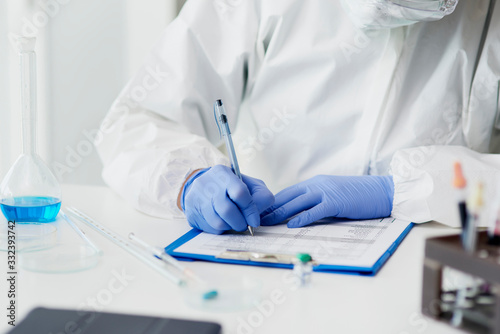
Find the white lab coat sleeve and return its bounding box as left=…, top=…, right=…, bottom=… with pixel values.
left=96, top=1, right=260, bottom=219
left=390, top=146, right=500, bottom=227
left=390, top=8, right=500, bottom=228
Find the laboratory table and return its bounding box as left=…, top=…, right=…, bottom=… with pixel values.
left=0, top=184, right=466, bottom=334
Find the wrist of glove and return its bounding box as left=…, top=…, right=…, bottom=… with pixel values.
left=180, top=168, right=209, bottom=212
left=181, top=165, right=275, bottom=234
left=260, top=175, right=394, bottom=228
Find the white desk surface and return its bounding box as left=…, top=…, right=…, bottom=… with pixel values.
left=0, top=184, right=465, bottom=334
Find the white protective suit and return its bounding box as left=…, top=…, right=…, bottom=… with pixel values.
left=96, top=0, right=500, bottom=228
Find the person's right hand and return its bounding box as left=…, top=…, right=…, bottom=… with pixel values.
left=181, top=165, right=275, bottom=234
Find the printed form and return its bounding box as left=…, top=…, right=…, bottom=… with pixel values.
left=174, top=218, right=412, bottom=268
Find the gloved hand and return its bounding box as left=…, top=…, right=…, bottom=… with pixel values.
left=181, top=165, right=275, bottom=234
left=260, top=175, right=394, bottom=228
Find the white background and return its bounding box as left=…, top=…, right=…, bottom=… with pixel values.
left=0, top=0, right=185, bottom=186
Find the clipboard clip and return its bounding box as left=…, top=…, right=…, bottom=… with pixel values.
left=216, top=249, right=318, bottom=265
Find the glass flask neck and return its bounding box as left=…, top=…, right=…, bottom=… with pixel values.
left=20, top=50, right=37, bottom=156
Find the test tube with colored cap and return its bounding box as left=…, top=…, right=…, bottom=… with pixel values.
left=451, top=182, right=484, bottom=328
left=128, top=233, right=218, bottom=300
left=453, top=162, right=468, bottom=231
left=293, top=253, right=313, bottom=287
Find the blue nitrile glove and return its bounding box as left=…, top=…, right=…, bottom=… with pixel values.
left=181, top=165, right=275, bottom=234
left=260, top=175, right=394, bottom=228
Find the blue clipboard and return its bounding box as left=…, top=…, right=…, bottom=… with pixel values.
left=165, top=222, right=414, bottom=276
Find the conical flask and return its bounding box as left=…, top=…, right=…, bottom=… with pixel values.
left=0, top=37, right=61, bottom=223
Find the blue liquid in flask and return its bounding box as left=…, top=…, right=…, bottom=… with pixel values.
left=0, top=196, right=61, bottom=222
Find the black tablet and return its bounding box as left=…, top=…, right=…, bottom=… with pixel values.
left=8, top=307, right=222, bottom=334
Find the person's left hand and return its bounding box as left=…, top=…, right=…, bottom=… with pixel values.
left=260, top=175, right=394, bottom=228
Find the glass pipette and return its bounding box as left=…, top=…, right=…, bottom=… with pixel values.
left=128, top=232, right=205, bottom=284
left=66, top=207, right=185, bottom=286
left=60, top=210, right=102, bottom=256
